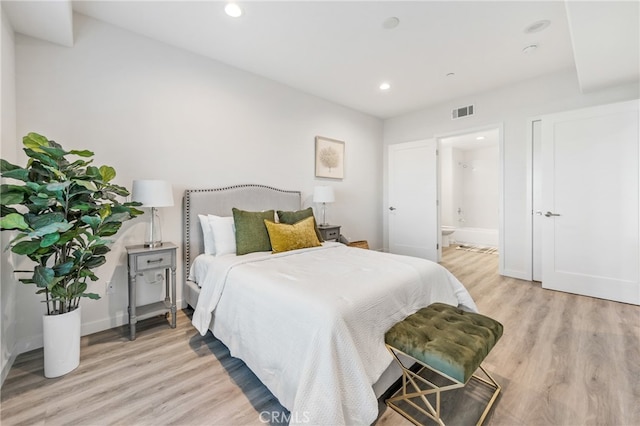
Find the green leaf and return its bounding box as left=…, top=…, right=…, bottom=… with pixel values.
left=96, top=222, right=121, bottom=237
left=81, top=215, right=101, bottom=232
left=45, top=181, right=70, bottom=192
left=33, top=265, right=55, bottom=288
left=85, top=166, right=101, bottom=179
left=12, top=240, right=41, bottom=255
left=39, top=163, right=67, bottom=180
left=84, top=256, right=106, bottom=269
left=92, top=245, right=111, bottom=255
left=99, top=166, right=116, bottom=182
left=53, top=261, right=74, bottom=276
left=69, top=281, right=87, bottom=296
left=40, top=232, right=60, bottom=247
left=40, top=145, right=68, bottom=160
left=104, top=212, right=130, bottom=223
left=30, top=221, right=73, bottom=237
left=0, top=191, right=25, bottom=206
left=1, top=168, right=29, bottom=181
left=69, top=149, right=94, bottom=158
left=0, top=213, right=29, bottom=231
left=50, top=284, right=67, bottom=298
left=57, top=229, right=79, bottom=245
left=99, top=204, right=112, bottom=220
left=29, top=212, right=65, bottom=229
left=1, top=205, right=19, bottom=216
left=28, top=195, right=54, bottom=208
left=0, top=158, right=21, bottom=173
left=23, top=148, right=59, bottom=169
left=23, top=132, right=50, bottom=150
left=108, top=183, right=130, bottom=197
left=83, top=292, right=101, bottom=300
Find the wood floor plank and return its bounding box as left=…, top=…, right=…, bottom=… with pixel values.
left=1, top=247, right=638, bottom=425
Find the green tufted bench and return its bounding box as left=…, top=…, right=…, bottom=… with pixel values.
left=385, top=303, right=503, bottom=426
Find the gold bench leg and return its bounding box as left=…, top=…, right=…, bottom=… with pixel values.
left=385, top=344, right=500, bottom=426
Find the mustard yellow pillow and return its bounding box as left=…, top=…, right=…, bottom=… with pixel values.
left=264, top=216, right=322, bottom=253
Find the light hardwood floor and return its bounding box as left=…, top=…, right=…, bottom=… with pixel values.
left=1, top=247, right=639, bottom=425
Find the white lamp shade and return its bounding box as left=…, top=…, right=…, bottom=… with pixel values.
left=131, top=180, right=174, bottom=207
left=313, top=186, right=335, bottom=203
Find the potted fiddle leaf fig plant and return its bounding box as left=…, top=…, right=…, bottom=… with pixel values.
left=0, top=132, right=142, bottom=378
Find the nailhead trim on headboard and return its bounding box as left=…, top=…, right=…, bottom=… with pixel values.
left=183, top=184, right=302, bottom=283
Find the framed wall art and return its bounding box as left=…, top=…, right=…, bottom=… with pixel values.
left=315, top=136, right=344, bottom=179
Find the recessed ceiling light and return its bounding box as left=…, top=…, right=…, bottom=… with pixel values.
left=522, top=44, right=538, bottom=54
left=383, top=17, right=400, bottom=29
left=446, top=72, right=456, bottom=78
left=379, top=82, right=391, bottom=91
left=524, top=20, right=550, bottom=34
left=225, top=3, right=243, bottom=18
left=476, top=136, right=485, bottom=140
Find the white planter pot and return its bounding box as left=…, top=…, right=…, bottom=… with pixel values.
left=43, top=306, right=81, bottom=378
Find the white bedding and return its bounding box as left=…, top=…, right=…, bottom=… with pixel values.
left=191, top=242, right=476, bottom=425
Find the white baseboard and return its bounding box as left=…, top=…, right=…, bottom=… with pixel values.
left=5, top=298, right=184, bottom=360
left=1, top=350, right=18, bottom=388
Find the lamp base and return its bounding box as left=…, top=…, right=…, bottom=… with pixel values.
left=144, top=241, right=163, bottom=248
left=144, top=207, right=163, bottom=249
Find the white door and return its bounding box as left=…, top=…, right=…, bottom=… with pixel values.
left=388, top=140, right=439, bottom=262
left=532, top=119, right=543, bottom=281
left=541, top=100, right=639, bottom=305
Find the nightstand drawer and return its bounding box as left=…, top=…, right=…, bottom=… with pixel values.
left=318, top=225, right=341, bottom=241
left=324, top=228, right=340, bottom=239
left=135, top=252, right=173, bottom=271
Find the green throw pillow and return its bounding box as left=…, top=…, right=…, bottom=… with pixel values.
left=232, top=208, right=275, bottom=255
left=277, top=207, right=324, bottom=242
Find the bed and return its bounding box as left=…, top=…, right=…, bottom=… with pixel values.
left=183, top=184, right=477, bottom=425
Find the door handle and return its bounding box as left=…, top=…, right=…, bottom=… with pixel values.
left=389, top=206, right=396, bottom=211
left=544, top=211, right=561, bottom=217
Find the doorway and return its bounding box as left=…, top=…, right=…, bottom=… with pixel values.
left=438, top=127, right=501, bottom=261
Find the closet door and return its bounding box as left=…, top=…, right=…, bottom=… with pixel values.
left=388, top=140, right=439, bottom=262
left=541, top=100, right=639, bottom=305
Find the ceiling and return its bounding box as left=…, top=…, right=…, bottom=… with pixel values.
left=3, top=1, right=639, bottom=119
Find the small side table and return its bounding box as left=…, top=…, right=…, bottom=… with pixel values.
left=318, top=224, right=341, bottom=241
left=126, top=242, right=177, bottom=340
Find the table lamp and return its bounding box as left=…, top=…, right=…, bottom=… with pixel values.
left=132, top=179, right=174, bottom=248
left=313, top=186, right=335, bottom=226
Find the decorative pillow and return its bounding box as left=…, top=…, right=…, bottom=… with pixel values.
left=208, top=215, right=236, bottom=256
left=277, top=207, right=324, bottom=242
left=198, top=214, right=216, bottom=255
left=232, top=208, right=275, bottom=255
left=264, top=216, right=322, bottom=253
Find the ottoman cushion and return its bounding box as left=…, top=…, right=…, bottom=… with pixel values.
left=385, top=303, right=503, bottom=383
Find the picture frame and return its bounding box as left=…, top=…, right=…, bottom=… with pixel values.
left=315, top=136, right=344, bottom=179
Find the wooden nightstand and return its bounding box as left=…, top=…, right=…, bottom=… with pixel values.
left=318, top=224, right=341, bottom=241
left=126, top=242, right=177, bottom=340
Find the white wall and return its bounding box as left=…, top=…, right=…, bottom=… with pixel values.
left=441, top=145, right=500, bottom=230
left=459, top=145, right=500, bottom=229
left=383, top=69, right=639, bottom=279
left=1, top=4, right=18, bottom=385
left=6, top=13, right=382, bottom=358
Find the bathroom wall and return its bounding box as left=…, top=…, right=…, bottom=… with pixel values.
left=441, top=144, right=499, bottom=247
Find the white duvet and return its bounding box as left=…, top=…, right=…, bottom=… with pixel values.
left=192, top=242, right=476, bottom=425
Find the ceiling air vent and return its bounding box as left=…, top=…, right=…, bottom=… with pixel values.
left=451, top=104, right=474, bottom=120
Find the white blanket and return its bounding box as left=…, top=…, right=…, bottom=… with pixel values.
left=192, top=243, right=476, bottom=425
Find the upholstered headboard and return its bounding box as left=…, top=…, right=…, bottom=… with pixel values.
left=182, top=184, right=301, bottom=281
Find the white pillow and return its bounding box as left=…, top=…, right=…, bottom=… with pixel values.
left=208, top=215, right=236, bottom=256
left=198, top=214, right=215, bottom=255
